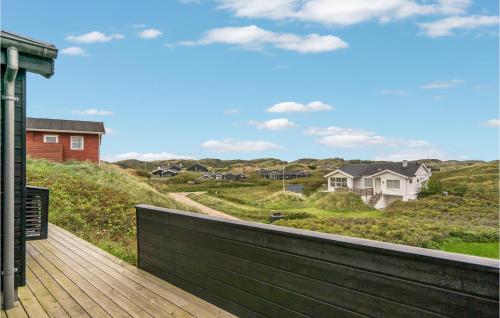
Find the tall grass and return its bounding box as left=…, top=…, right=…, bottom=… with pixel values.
left=27, top=158, right=195, bottom=264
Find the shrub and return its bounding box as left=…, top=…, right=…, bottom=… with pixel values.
left=258, top=191, right=307, bottom=209
left=419, top=178, right=443, bottom=197
left=315, top=192, right=371, bottom=212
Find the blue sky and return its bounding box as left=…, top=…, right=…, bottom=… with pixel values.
left=3, top=0, right=499, bottom=161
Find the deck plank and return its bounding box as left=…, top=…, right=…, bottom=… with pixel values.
left=33, top=240, right=154, bottom=318
left=28, top=242, right=132, bottom=318
left=17, top=282, right=49, bottom=318
left=27, top=253, right=90, bottom=318
left=46, top=233, right=182, bottom=318
left=9, top=224, right=233, bottom=318
left=45, top=237, right=179, bottom=318
left=50, top=225, right=236, bottom=318
left=49, top=226, right=235, bottom=318
left=3, top=302, right=28, bottom=318
left=27, top=246, right=111, bottom=318
left=25, top=267, right=70, bottom=318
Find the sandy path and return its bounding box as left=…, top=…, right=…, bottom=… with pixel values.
left=168, top=192, right=240, bottom=220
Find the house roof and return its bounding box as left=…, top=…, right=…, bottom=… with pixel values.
left=27, top=117, right=105, bottom=134
left=337, top=161, right=425, bottom=178
left=1, top=30, right=58, bottom=77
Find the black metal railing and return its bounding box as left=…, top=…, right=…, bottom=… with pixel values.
left=26, top=186, right=49, bottom=240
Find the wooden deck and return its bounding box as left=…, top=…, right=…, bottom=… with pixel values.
left=1, top=224, right=235, bottom=318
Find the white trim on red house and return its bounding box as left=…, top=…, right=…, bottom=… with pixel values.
left=27, top=128, right=104, bottom=135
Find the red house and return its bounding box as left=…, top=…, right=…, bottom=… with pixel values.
left=26, top=117, right=105, bottom=163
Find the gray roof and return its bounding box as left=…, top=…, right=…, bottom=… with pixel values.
left=1, top=31, right=57, bottom=57
left=339, top=161, right=424, bottom=178
left=27, top=117, right=105, bottom=134
left=1, top=31, right=58, bottom=78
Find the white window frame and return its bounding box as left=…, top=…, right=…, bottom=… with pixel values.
left=386, top=180, right=401, bottom=190
left=332, top=177, right=348, bottom=187
left=70, top=136, right=84, bottom=150
left=364, top=178, right=373, bottom=188
left=43, top=134, right=59, bottom=143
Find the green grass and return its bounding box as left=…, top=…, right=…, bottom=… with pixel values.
left=185, top=162, right=499, bottom=259
left=441, top=240, right=499, bottom=259
left=27, top=158, right=196, bottom=264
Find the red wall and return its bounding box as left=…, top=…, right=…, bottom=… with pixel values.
left=26, top=131, right=101, bottom=163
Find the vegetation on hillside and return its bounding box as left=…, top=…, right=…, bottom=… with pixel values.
left=27, top=158, right=195, bottom=264
left=185, top=162, right=499, bottom=258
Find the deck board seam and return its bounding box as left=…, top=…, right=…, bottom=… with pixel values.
left=43, top=237, right=179, bottom=318
left=35, top=239, right=155, bottom=318
left=48, top=230, right=205, bottom=318
left=29, top=241, right=133, bottom=318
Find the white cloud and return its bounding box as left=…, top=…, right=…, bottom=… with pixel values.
left=267, top=101, right=333, bottom=113
left=379, top=89, right=409, bottom=96
left=482, top=119, right=500, bottom=128
left=375, top=148, right=448, bottom=161
left=306, top=125, right=430, bottom=148
left=224, top=108, right=240, bottom=115
left=249, top=118, right=296, bottom=130
left=105, top=127, right=119, bottom=135
left=218, top=0, right=471, bottom=26
left=419, top=15, right=499, bottom=37
left=61, top=47, right=88, bottom=56
left=304, top=126, right=374, bottom=136
left=72, top=108, right=114, bottom=116
left=202, top=139, right=284, bottom=152
left=138, top=28, right=163, bottom=39
left=421, top=79, right=464, bottom=89
left=103, top=152, right=194, bottom=162
left=179, top=25, right=348, bottom=53
left=66, top=31, right=125, bottom=44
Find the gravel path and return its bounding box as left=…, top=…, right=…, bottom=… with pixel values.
left=168, top=192, right=240, bottom=220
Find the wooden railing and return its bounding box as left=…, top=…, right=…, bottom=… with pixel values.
left=334, top=187, right=374, bottom=196
left=136, top=205, right=499, bottom=318
left=26, top=186, right=49, bottom=240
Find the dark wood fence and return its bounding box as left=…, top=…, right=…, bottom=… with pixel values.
left=136, top=205, right=499, bottom=318
left=26, top=186, right=49, bottom=240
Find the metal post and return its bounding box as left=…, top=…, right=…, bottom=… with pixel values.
left=2, top=46, right=19, bottom=309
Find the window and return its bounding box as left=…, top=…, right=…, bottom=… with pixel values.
left=70, top=136, right=84, bottom=150
left=364, top=178, right=373, bottom=188
left=43, top=135, right=59, bottom=143
left=332, top=177, right=348, bottom=187
left=387, top=180, right=400, bottom=189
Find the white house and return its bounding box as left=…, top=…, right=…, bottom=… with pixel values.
left=324, top=160, right=431, bottom=209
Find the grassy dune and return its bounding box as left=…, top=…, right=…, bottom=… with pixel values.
left=27, top=158, right=195, bottom=264
left=186, top=162, right=499, bottom=258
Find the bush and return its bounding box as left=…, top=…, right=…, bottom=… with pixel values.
left=315, top=192, right=371, bottom=212
left=419, top=178, right=442, bottom=197
left=258, top=191, right=307, bottom=209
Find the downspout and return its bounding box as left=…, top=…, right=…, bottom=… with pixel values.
left=2, top=47, right=19, bottom=309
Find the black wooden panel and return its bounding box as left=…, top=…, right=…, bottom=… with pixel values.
left=139, top=218, right=496, bottom=317
left=136, top=205, right=500, bottom=318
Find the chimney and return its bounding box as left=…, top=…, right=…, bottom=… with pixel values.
left=402, top=160, right=408, bottom=168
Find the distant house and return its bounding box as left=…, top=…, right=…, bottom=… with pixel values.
left=151, top=168, right=179, bottom=177
left=324, top=160, right=431, bottom=209
left=26, top=117, right=105, bottom=163
left=168, top=164, right=183, bottom=172
left=203, top=172, right=246, bottom=181
left=259, top=169, right=311, bottom=180
left=151, top=168, right=166, bottom=177
left=187, top=163, right=209, bottom=172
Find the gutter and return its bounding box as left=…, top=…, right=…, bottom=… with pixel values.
left=0, top=31, right=57, bottom=59
left=2, top=46, right=19, bottom=309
